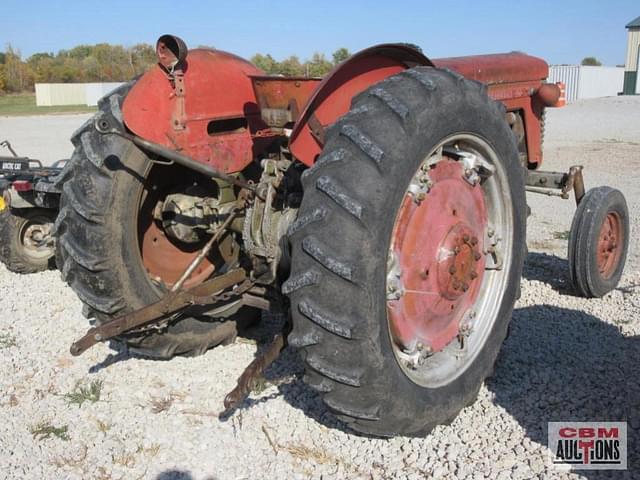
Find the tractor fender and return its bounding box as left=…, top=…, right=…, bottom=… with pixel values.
left=122, top=49, right=270, bottom=174
left=289, top=44, right=432, bottom=166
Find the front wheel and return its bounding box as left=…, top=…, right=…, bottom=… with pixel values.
left=568, top=186, right=629, bottom=298
left=286, top=67, right=526, bottom=436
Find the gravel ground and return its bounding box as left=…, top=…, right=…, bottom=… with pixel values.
left=1, top=97, right=639, bottom=480
left=0, top=114, right=92, bottom=163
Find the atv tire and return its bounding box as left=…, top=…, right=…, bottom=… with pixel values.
left=286, top=67, right=526, bottom=436
left=0, top=208, right=56, bottom=274
left=54, top=84, right=253, bottom=359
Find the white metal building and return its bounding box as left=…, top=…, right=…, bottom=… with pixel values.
left=623, top=15, right=640, bottom=94
left=547, top=65, right=624, bottom=103
left=35, top=82, right=125, bottom=107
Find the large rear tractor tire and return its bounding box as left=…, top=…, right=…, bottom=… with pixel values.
left=0, top=207, right=56, bottom=274
left=286, top=67, right=526, bottom=436
left=54, top=85, right=254, bottom=358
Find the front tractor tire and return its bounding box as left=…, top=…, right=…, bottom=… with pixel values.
left=286, top=67, right=526, bottom=436
left=54, top=85, right=251, bottom=358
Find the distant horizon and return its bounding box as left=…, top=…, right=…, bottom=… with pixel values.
left=2, top=0, right=638, bottom=67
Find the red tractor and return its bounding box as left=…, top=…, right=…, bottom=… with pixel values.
left=57, top=36, right=629, bottom=437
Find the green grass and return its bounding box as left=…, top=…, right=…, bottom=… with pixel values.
left=64, top=379, right=103, bottom=407
left=30, top=422, right=70, bottom=441
left=553, top=230, right=571, bottom=240
left=0, top=332, right=17, bottom=349
left=0, top=94, right=97, bottom=116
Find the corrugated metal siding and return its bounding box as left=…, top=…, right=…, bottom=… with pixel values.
left=35, top=83, right=87, bottom=106
left=548, top=66, right=625, bottom=102
left=578, top=66, right=624, bottom=99
left=547, top=66, right=580, bottom=103
left=625, top=29, right=640, bottom=71
left=35, top=82, right=126, bottom=107
left=85, top=83, right=125, bottom=106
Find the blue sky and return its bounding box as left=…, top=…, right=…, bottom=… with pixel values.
left=2, top=0, right=638, bottom=65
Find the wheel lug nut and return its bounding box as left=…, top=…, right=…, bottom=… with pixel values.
left=463, top=234, right=470, bottom=242
left=453, top=281, right=461, bottom=290
left=474, top=252, right=482, bottom=261
left=470, top=271, right=478, bottom=280
left=449, top=265, right=456, bottom=275
left=470, top=237, right=478, bottom=246
left=462, top=283, right=469, bottom=292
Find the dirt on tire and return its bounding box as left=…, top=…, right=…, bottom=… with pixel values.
left=285, top=67, right=527, bottom=436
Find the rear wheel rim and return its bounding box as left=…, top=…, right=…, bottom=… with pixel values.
left=136, top=164, right=219, bottom=290
left=596, top=211, right=623, bottom=279
left=387, top=134, right=514, bottom=388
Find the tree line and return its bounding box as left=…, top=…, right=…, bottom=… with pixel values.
left=0, top=43, right=352, bottom=94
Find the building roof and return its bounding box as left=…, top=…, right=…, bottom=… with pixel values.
left=627, top=16, right=640, bottom=28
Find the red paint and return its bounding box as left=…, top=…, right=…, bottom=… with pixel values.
left=387, top=159, right=487, bottom=352
left=597, top=212, right=624, bottom=279
left=433, top=53, right=548, bottom=85
left=123, top=44, right=552, bottom=174
left=431, top=53, right=549, bottom=168
left=251, top=76, right=320, bottom=113
left=122, top=49, right=271, bottom=174
left=289, top=44, right=432, bottom=165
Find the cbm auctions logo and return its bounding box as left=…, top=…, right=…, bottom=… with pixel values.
left=548, top=422, right=627, bottom=470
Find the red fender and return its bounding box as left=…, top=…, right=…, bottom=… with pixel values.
left=289, top=44, right=432, bottom=166
left=122, top=49, right=269, bottom=174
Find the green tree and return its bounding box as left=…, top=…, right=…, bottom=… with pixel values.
left=3, top=44, right=32, bottom=92
left=305, top=52, right=333, bottom=77
left=581, top=57, right=602, bottom=66
left=279, top=55, right=305, bottom=76
left=0, top=64, right=6, bottom=91
left=332, top=47, right=351, bottom=65
left=250, top=53, right=279, bottom=74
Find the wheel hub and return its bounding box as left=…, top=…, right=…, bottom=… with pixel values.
left=387, top=157, right=487, bottom=353
left=597, top=211, right=623, bottom=279
left=20, top=218, right=54, bottom=259
left=436, top=224, right=482, bottom=301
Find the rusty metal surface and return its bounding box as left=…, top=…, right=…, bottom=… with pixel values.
left=69, top=268, right=247, bottom=356
left=526, top=170, right=568, bottom=189
left=251, top=76, right=320, bottom=112
left=433, top=53, right=548, bottom=85
left=597, top=212, right=624, bottom=279
left=524, top=165, right=587, bottom=203
left=289, top=44, right=432, bottom=166
left=170, top=207, right=239, bottom=292
left=122, top=49, right=271, bottom=174
left=567, top=166, right=585, bottom=205
left=387, top=159, right=487, bottom=352
left=220, top=333, right=286, bottom=416
left=536, top=83, right=562, bottom=107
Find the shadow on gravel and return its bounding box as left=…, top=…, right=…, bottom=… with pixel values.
left=523, top=251, right=573, bottom=295
left=488, top=304, right=639, bottom=477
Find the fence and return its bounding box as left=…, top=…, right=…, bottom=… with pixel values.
left=35, top=82, right=125, bottom=107
left=547, top=66, right=624, bottom=103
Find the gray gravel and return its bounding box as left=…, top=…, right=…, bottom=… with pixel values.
left=1, top=97, right=639, bottom=479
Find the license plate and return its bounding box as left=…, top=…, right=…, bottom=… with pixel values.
left=1, top=161, right=26, bottom=172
